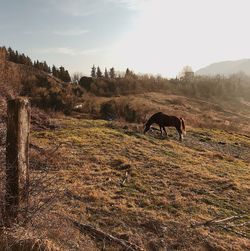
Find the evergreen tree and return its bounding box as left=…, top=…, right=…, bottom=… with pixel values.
left=8, top=47, right=15, bottom=61
left=109, top=67, right=115, bottom=79
left=104, top=68, right=109, bottom=78
left=59, top=66, right=65, bottom=76
left=59, top=66, right=65, bottom=81
left=64, top=70, right=71, bottom=82
left=42, top=61, right=49, bottom=72
left=48, top=66, right=52, bottom=74
left=19, top=53, right=26, bottom=64
left=125, top=68, right=136, bottom=79
left=56, top=66, right=71, bottom=82
left=91, top=65, right=96, bottom=78
left=52, top=65, right=58, bottom=77
left=125, top=68, right=131, bottom=78
left=7, top=47, right=13, bottom=61
left=96, top=66, right=103, bottom=78
left=26, top=56, right=32, bottom=66
left=14, top=50, right=19, bottom=63
left=4, top=46, right=70, bottom=81
left=34, top=60, right=41, bottom=70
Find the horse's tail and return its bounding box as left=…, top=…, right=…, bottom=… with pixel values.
left=180, top=117, right=186, bottom=135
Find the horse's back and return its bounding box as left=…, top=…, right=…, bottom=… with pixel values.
left=151, top=112, right=163, bottom=118
left=159, top=113, right=181, bottom=127
left=150, top=112, right=181, bottom=127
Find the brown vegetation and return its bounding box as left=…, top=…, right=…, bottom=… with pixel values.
left=0, top=49, right=250, bottom=250
left=1, top=114, right=249, bottom=250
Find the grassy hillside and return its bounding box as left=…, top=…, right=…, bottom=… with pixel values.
left=0, top=51, right=250, bottom=250
left=1, top=115, right=249, bottom=250
left=73, top=92, right=250, bottom=134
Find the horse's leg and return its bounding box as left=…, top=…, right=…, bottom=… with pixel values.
left=159, top=125, right=163, bottom=136
left=176, top=127, right=183, bottom=141
left=179, top=132, right=183, bottom=141
left=163, top=126, right=167, bottom=137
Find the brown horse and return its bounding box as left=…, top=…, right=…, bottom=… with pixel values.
left=144, top=112, right=186, bottom=141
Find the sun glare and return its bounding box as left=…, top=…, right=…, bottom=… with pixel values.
left=109, top=0, right=250, bottom=77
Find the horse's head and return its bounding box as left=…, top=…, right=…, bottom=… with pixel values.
left=143, top=122, right=151, bottom=134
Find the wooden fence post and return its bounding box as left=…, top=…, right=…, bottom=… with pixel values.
left=5, top=97, right=30, bottom=224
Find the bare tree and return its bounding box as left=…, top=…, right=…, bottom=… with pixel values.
left=71, top=72, right=84, bottom=84
left=179, top=65, right=194, bottom=80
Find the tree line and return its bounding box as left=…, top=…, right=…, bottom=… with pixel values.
left=0, top=46, right=71, bottom=82
left=2, top=46, right=250, bottom=105
left=90, top=65, right=137, bottom=79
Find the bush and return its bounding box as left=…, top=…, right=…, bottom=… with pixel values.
left=21, top=74, right=84, bottom=113
left=123, top=104, right=137, bottom=122
left=100, top=100, right=117, bottom=120
left=79, top=76, right=93, bottom=91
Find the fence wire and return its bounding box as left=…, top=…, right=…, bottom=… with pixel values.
left=0, top=117, right=62, bottom=226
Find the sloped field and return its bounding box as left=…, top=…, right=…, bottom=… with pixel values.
left=7, top=117, right=248, bottom=250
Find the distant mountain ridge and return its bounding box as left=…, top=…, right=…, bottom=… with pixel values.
left=196, top=59, right=250, bottom=76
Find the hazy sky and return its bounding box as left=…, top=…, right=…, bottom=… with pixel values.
left=1, top=0, right=250, bottom=77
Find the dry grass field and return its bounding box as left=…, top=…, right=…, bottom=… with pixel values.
left=0, top=93, right=250, bottom=250
left=72, top=92, right=250, bottom=134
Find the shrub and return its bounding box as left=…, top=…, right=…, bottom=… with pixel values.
left=123, top=104, right=137, bottom=122
left=100, top=100, right=117, bottom=120
left=79, top=76, right=93, bottom=91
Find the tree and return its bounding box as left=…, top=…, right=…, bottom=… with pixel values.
left=59, top=66, right=65, bottom=80
left=125, top=68, right=130, bottom=78
left=52, top=65, right=58, bottom=77
left=96, top=66, right=103, bottom=78
left=42, top=61, right=50, bottom=73
left=79, top=76, right=93, bottom=91
left=8, top=47, right=15, bottom=62
left=109, top=67, right=116, bottom=79
left=26, top=56, right=33, bottom=66
left=64, top=70, right=71, bottom=82
left=58, top=66, right=71, bottom=82
left=48, top=66, right=52, bottom=74
left=14, top=51, right=19, bottom=63
left=19, top=53, right=26, bottom=64
left=4, top=46, right=71, bottom=81
left=104, top=68, right=109, bottom=78
left=72, top=72, right=83, bottom=83
left=91, top=65, right=96, bottom=78
left=179, top=66, right=194, bottom=80
left=125, top=68, right=136, bottom=79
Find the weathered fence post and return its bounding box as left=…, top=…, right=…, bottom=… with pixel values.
left=5, top=97, right=30, bottom=224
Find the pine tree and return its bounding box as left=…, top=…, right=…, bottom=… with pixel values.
left=64, top=70, right=71, bottom=82
left=34, top=60, right=41, bottom=70
left=104, top=68, right=109, bottom=78
left=125, top=68, right=130, bottom=78
left=48, top=66, right=52, bottom=74
left=109, top=67, right=115, bottom=79
left=42, top=61, right=49, bottom=72
left=59, top=66, right=65, bottom=81
left=26, top=56, right=32, bottom=66
left=125, top=68, right=136, bottom=79
left=52, top=65, right=58, bottom=77
left=14, top=50, right=19, bottom=63
left=8, top=47, right=15, bottom=61
left=91, top=65, right=96, bottom=78
left=96, top=66, right=103, bottom=78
